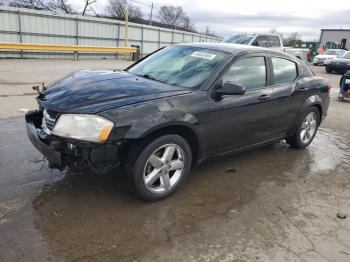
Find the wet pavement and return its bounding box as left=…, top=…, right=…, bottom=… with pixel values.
left=1, top=63, right=350, bottom=261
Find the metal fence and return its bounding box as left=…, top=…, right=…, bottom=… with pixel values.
left=0, top=5, right=221, bottom=59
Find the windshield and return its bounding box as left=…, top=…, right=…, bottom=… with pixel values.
left=128, top=45, right=227, bottom=89
left=343, top=52, right=350, bottom=59
left=324, top=49, right=345, bottom=56
left=223, top=34, right=254, bottom=44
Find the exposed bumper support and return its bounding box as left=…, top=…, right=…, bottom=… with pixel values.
left=25, top=110, right=120, bottom=172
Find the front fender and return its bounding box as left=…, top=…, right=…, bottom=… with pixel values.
left=124, top=111, right=201, bottom=139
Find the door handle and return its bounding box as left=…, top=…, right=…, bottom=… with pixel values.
left=299, top=87, right=309, bottom=91
left=258, top=94, right=271, bottom=100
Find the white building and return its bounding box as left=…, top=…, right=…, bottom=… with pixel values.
left=319, top=29, right=350, bottom=50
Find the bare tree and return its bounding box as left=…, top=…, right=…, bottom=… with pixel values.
left=81, top=0, right=96, bottom=15
left=106, top=0, right=143, bottom=20
left=285, top=32, right=302, bottom=47
left=205, top=25, right=211, bottom=35
left=269, top=29, right=302, bottom=47
left=8, top=0, right=57, bottom=10
left=182, top=15, right=194, bottom=31
left=7, top=0, right=75, bottom=13
left=269, top=28, right=284, bottom=38
left=203, top=25, right=218, bottom=37
left=157, top=5, right=186, bottom=28
left=56, top=0, right=75, bottom=14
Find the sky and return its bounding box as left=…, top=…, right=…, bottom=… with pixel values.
left=70, top=0, right=350, bottom=40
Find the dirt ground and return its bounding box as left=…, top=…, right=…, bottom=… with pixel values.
left=0, top=59, right=350, bottom=262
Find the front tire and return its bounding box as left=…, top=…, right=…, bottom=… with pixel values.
left=286, top=107, right=320, bottom=149
left=125, top=135, right=192, bottom=201
left=325, top=67, right=332, bottom=73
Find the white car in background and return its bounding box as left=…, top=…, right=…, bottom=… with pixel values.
left=223, top=33, right=309, bottom=62
left=313, top=49, right=346, bottom=65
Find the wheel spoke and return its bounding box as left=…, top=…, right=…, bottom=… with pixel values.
left=305, top=130, right=310, bottom=140
left=306, top=113, right=313, bottom=122
left=170, top=160, right=184, bottom=171
left=162, top=145, right=176, bottom=162
left=148, top=155, right=163, bottom=168
left=143, top=143, right=186, bottom=193
left=161, top=173, right=171, bottom=189
left=145, top=168, right=161, bottom=186
left=301, top=121, right=308, bottom=129
left=310, top=120, right=317, bottom=128
left=300, top=129, right=306, bottom=141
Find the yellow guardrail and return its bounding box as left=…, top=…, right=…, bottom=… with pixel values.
left=0, top=42, right=137, bottom=53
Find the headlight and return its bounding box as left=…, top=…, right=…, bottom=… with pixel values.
left=52, top=114, right=114, bottom=142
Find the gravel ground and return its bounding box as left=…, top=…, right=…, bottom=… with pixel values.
left=0, top=60, right=349, bottom=262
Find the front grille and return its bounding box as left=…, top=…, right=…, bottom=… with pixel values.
left=43, top=109, right=59, bottom=131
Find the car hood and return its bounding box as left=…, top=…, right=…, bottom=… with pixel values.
left=38, top=70, right=192, bottom=113
left=328, top=58, right=350, bottom=64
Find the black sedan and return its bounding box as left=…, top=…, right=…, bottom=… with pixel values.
left=326, top=51, right=350, bottom=74
left=25, top=43, right=330, bottom=201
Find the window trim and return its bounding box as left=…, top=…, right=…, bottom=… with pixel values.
left=211, top=54, right=270, bottom=94
left=269, top=56, right=300, bottom=86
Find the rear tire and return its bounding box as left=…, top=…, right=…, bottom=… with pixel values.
left=125, top=134, right=192, bottom=201
left=286, top=107, right=320, bottom=149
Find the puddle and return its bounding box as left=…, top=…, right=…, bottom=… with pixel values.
left=1, top=118, right=350, bottom=261
left=307, top=128, right=350, bottom=174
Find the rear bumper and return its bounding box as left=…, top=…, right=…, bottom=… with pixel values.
left=326, top=64, right=350, bottom=73
left=25, top=110, right=121, bottom=172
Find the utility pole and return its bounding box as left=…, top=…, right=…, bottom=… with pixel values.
left=149, top=3, right=153, bottom=26
left=124, top=8, right=129, bottom=60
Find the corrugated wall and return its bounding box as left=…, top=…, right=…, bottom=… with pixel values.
left=320, top=30, right=350, bottom=50
left=0, top=5, right=221, bottom=59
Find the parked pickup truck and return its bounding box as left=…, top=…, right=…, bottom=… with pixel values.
left=224, top=33, right=309, bottom=62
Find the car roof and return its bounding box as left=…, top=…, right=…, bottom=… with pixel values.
left=178, top=42, right=293, bottom=59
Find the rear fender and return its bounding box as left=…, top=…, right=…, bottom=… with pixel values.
left=286, top=94, right=323, bottom=137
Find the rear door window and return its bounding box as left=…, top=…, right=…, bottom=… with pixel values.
left=254, top=35, right=268, bottom=47
left=272, top=57, right=298, bottom=85
left=268, top=36, right=281, bottom=47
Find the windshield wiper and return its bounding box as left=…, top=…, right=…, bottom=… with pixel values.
left=139, top=73, right=163, bottom=83
left=142, top=74, right=157, bottom=80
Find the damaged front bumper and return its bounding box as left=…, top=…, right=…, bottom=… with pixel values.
left=25, top=110, right=121, bottom=172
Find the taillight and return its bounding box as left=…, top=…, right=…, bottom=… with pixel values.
left=327, top=84, right=332, bottom=92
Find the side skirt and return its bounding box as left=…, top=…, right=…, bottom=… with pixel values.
left=195, top=135, right=286, bottom=166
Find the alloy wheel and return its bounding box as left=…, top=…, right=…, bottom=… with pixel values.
left=143, top=144, right=186, bottom=193
left=300, top=112, right=317, bottom=144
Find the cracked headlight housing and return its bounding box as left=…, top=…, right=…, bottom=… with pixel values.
left=52, top=114, right=114, bottom=142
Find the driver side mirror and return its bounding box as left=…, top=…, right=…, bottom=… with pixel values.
left=215, top=81, right=246, bottom=97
